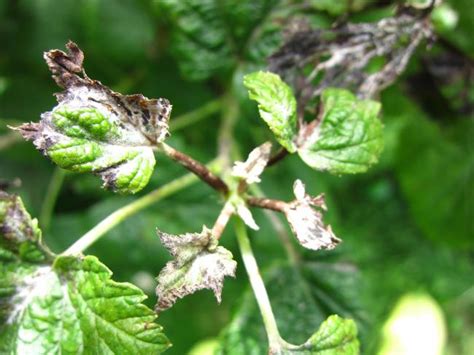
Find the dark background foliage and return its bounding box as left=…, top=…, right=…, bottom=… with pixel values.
left=0, top=0, right=472, bottom=353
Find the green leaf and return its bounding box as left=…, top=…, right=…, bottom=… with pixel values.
left=155, top=227, right=237, bottom=312
left=298, top=88, right=383, bottom=174
left=217, top=259, right=364, bottom=353
left=17, top=42, right=172, bottom=194
left=155, top=0, right=281, bottom=80
left=304, top=315, right=359, bottom=354
left=0, top=192, right=170, bottom=354
left=243, top=71, right=298, bottom=152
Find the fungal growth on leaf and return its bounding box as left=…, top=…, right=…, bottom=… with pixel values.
left=232, top=142, right=272, bottom=184
left=155, top=227, right=237, bottom=312
left=247, top=179, right=340, bottom=251
left=0, top=192, right=170, bottom=353
left=284, top=180, right=341, bottom=251
left=16, top=42, right=172, bottom=194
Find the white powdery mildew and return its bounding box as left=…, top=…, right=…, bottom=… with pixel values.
left=235, top=202, right=259, bottom=231
left=232, top=142, right=272, bottom=184
left=54, top=86, right=152, bottom=146
left=7, top=266, right=56, bottom=325
left=155, top=228, right=237, bottom=311
left=284, top=179, right=340, bottom=250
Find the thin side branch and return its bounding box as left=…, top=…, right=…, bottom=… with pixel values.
left=159, top=142, right=229, bottom=194
left=266, top=148, right=289, bottom=167
left=246, top=196, right=287, bottom=212
left=211, top=200, right=235, bottom=239
left=249, top=185, right=299, bottom=265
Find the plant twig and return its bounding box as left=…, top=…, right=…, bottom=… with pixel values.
left=266, top=148, right=289, bottom=167
left=211, top=200, right=235, bottom=239
left=159, top=142, right=229, bottom=194
left=40, top=167, right=67, bottom=231
left=249, top=185, right=299, bottom=265
left=246, top=196, right=287, bottom=212
left=170, top=98, right=222, bottom=132
left=234, top=219, right=283, bottom=353
left=63, top=159, right=222, bottom=255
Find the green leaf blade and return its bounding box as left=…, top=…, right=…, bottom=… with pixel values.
left=298, top=88, right=383, bottom=174
left=306, top=315, right=359, bottom=354
left=244, top=71, right=298, bottom=152
left=0, top=192, right=170, bottom=354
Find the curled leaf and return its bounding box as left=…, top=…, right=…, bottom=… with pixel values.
left=284, top=180, right=340, bottom=250
left=15, top=42, right=172, bottom=194
left=155, top=227, right=236, bottom=312
left=232, top=142, right=272, bottom=184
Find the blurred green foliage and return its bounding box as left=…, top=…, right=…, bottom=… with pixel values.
left=0, top=0, right=472, bottom=354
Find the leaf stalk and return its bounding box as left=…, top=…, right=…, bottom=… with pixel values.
left=159, top=142, right=229, bottom=194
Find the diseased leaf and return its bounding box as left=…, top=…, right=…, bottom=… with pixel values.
left=284, top=180, right=340, bottom=251
left=0, top=192, right=170, bottom=354
left=155, top=227, right=237, bottom=312
left=16, top=42, right=172, bottom=194
left=298, top=88, right=383, bottom=174
left=269, top=11, right=431, bottom=100
left=232, top=142, right=272, bottom=184
left=244, top=72, right=298, bottom=152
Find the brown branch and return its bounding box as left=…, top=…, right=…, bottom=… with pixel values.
left=246, top=197, right=288, bottom=212
left=159, top=143, right=229, bottom=194
left=266, top=148, right=289, bottom=167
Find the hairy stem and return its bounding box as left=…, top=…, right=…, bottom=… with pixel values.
left=40, top=167, right=67, bottom=231
left=63, top=160, right=221, bottom=255
left=170, top=98, right=222, bottom=132
left=211, top=200, right=235, bottom=239
left=234, top=219, right=283, bottom=353
left=159, top=142, right=229, bottom=194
